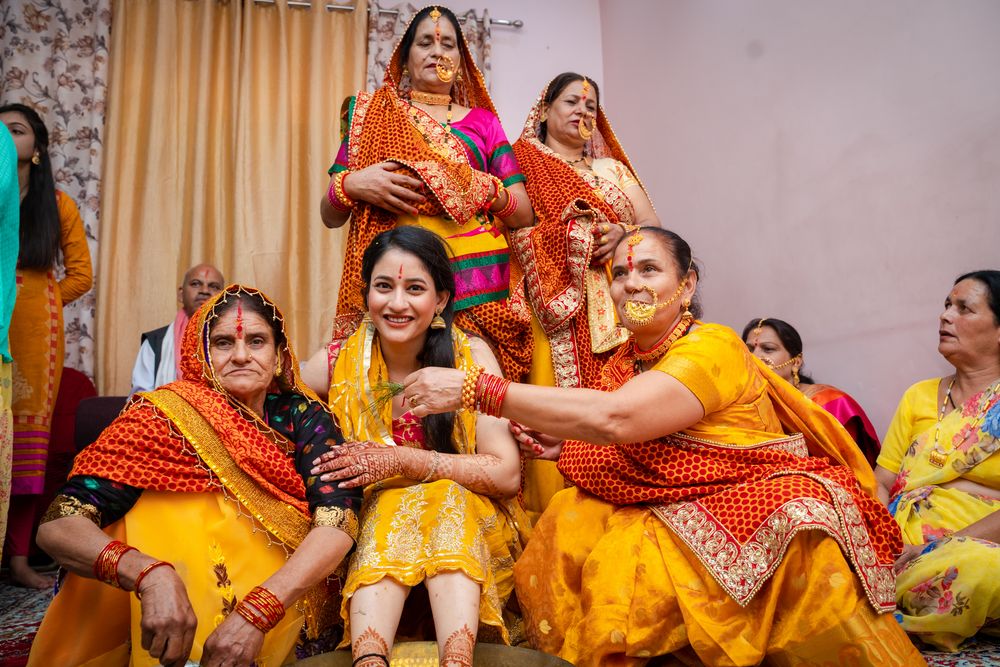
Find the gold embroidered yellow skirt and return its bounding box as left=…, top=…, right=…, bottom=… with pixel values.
left=340, top=479, right=522, bottom=644
left=29, top=491, right=302, bottom=667
left=514, top=487, right=925, bottom=667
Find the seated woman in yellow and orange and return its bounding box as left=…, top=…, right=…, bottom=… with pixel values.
left=319, top=5, right=534, bottom=382
left=28, top=286, right=360, bottom=667
left=401, top=227, right=925, bottom=666
left=742, top=317, right=881, bottom=467
left=508, top=72, right=659, bottom=521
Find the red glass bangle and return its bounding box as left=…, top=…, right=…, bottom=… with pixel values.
left=133, top=560, right=175, bottom=599
left=93, top=540, right=137, bottom=588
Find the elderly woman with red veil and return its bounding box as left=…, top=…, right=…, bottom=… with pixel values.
left=508, top=73, right=659, bottom=520
left=28, top=286, right=360, bottom=667
left=318, top=5, right=534, bottom=382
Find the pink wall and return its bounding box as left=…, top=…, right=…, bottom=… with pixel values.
left=444, top=0, right=604, bottom=136
left=598, top=0, right=1000, bottom=435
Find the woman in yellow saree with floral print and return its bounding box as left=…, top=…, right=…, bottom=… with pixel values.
left=876, top=270, right=1000, bottom=652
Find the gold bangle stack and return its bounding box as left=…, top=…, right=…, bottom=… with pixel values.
left=330, top=170, right=355, bottom=212
left=462, top=365, right=484, bottom=411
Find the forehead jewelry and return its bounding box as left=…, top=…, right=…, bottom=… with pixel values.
left=235, top=302, right=244, bottom=339
left=624, top=226, right=644, bottom=271
left=578, top=78, right=594, bottom=140
left=429, top=7, right=456, bottom=82
left=751, top=318, right=766, bottom=346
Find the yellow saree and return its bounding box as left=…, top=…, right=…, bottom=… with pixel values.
left=328, top=325, right=526, bottom=644
left=515, top=324, right=924, bottom=666
left=880, top=378, right=1000, bottom=651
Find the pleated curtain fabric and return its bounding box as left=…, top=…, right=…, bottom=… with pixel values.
left=97, top=0, right=366, bottom=394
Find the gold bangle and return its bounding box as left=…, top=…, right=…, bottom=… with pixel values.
left=461, top=365, right=484, bottom=411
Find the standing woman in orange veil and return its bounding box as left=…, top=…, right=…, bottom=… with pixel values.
left=508, top=73, right=659, bottom=521
left=319, top=5, right=534, bottom=382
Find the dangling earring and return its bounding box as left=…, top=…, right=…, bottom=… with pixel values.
left=455, top=69, right=463, bottom=82
left=401, top=65, right=409, bottom=79
left=274, top=358, right=283, bottom=377
left=430, top=309, right=446, bottom=330
left=681, top=298, right=693, bottom=319
left=539, top=110, right=548, bottom=123
left=31, top=153, right=41, bottom=165
left=792, top=367, right=800, bottom=387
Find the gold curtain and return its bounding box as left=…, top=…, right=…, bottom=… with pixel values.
left=97, top=0, right=366, bottom=394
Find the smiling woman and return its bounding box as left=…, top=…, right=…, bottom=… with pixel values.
left=875, top=269, right=1000, bottom=652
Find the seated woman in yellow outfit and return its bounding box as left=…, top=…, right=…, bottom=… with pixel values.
left=303, top=226, right=526, bottom=667
left=402, top=227, right=925, bottom=666
left=876, top=269, right=1000, bottom=652
left=29, top=286, right=360, bottom=667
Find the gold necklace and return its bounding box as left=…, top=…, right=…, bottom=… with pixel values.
left=410, top=90, right=452, bottom=106
left=928, top=377, right=1000, bottom=468
left=632, top=314, right=694, bottom=371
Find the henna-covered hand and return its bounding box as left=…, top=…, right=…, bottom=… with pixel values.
left=510, top=421, right=564, bottom=461
left=311, top=441, right=430, bottom=488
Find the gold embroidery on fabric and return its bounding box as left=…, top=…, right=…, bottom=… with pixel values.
left=41, top=494, right=101, bottom=526
left=651, top=471, right=895, bottom=613
left=350, top=495, right=383, bottom=574
left=426, top=483, right=468, bottom=558
left=145, top=389, right=311, bottom=550
left=384, top=485, right=428, bottom=563
left=585, top=267, right=628, bottom=354
left=313, top=506, right=360, bottom=541
left=209, top=542, right=238, bottom=628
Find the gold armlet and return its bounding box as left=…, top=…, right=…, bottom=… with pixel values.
left=41, top=494, right=102, bottom=526
left=312, top=506, right=359, bottom=541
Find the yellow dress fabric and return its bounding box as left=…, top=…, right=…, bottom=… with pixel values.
left=520, top=158, right=639, bottom=524
left=29, top=492, right=302, bottom=667
left=515, top=324, right=924, bottom=666
left=11, top=191, right=92, bottom=494
left=329, top=326, right=525, bottom=644
left=879, top=378, right=1000, bottom=652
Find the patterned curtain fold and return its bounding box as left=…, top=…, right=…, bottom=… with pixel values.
left=365, top=0, right=492, bottom=92
left=0, top=0, right=112, bottom=380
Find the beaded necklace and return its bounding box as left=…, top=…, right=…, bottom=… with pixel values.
left=632, top=315, right=694, bottom=374
left=928, top=377, right=1000, bottom=468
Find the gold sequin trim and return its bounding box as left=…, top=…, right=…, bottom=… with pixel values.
left=312, top=506, right=360, bottom=541
left=145, top=389, right=311, bottom=550
left=41, top=494, right=101, bottom=526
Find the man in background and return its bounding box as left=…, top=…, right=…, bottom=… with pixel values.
left=130, top=263, right=224, bottom=394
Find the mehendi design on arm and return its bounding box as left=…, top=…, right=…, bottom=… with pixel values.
left=429, top=453, right=504, bottom=497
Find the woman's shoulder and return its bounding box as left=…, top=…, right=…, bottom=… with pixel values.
left=673, top=322, right=746, bottom=353
left=900, top=377, right=941, bottom=403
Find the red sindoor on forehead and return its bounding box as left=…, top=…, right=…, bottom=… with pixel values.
left=235, top=302, right=244, bottom=339
left=398, top=264, right=404, bottom=280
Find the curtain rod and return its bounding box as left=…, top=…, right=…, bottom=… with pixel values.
left=250, top=1, right=524, bottom=28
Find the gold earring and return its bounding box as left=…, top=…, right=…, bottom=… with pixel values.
left=455, top=69, right=463, bottom=82
left=402, top=65, right=409, bottom=79
left=274, top=357, right=283, bottom=377
left=792, top=368, right=800, bottom=387
left=539, top=110, right=548, bottom=123
left=681, top=299, right=693, bottom=319
left=31, top=153, right=41, bottom=165
left=430, top=310, right=446, bottom=330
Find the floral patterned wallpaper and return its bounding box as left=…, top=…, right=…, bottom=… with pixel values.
left=1, top=0, right=112, bottom=382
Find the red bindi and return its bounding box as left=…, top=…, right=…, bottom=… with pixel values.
left=235, top=302, right=244, bottom=339
left=398, top=264, right=404, bottom=280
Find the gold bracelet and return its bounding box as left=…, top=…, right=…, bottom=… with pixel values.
left=461, top=365, right=484, bottom=411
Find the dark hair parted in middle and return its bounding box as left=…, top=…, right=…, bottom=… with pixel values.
left=623, top=227, right=704, bottom=320
left=397, top=5, right=465, bottom=71
left=361, top=226, right=458, bottom=454
left=538, top=72, right=601, bottom=144
left=0, top=103, right=61, bottom=270
left=740, top=317, right=816, bottom=385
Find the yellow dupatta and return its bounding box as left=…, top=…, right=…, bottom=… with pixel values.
left=328, top=323, right=478, bottom=455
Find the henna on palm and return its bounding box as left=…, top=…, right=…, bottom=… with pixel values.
left=441, top=624, right=475, bottom=667
left=353, top=626, right=390, bottom=666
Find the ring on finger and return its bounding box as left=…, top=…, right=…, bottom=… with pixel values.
left=409, top=395, right=420, bottom=407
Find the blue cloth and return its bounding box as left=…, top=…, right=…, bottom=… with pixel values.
left=0, top=125, right=20, bottom=363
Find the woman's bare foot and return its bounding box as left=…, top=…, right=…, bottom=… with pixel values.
left=9, top=555, right=55, bottom=589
